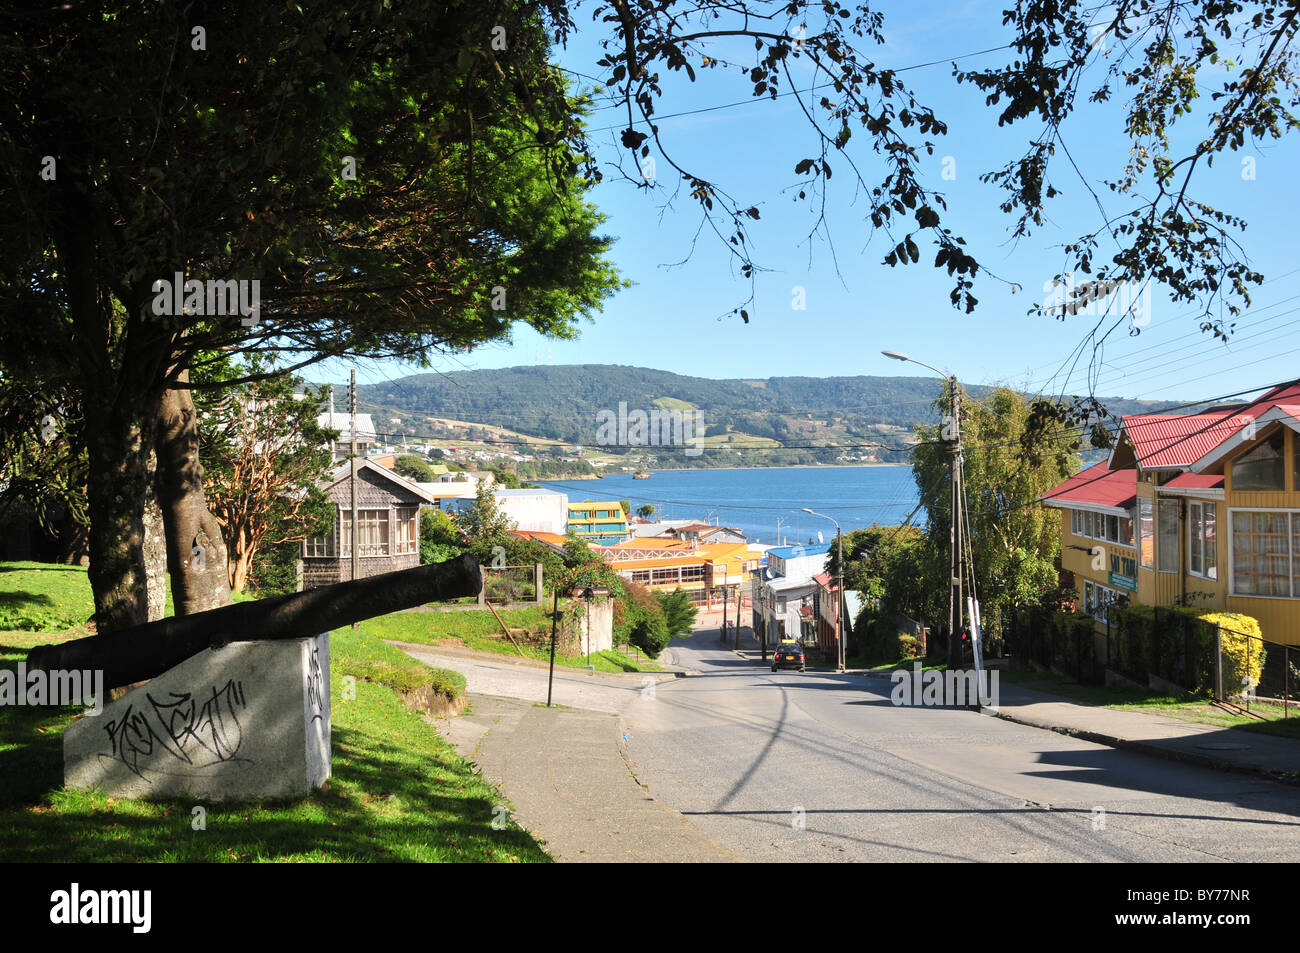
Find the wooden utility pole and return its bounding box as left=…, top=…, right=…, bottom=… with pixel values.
left=350, top=368, right=359, bottom=584
left=948, top=376, right=965, bottom=668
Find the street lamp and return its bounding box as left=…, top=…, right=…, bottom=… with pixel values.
left=882, top=348, right=969, bottom=670
left=802, top=507, right=845, bottom=673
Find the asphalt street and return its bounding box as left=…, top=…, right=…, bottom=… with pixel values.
left=401, top=635, right=1300, bottom=862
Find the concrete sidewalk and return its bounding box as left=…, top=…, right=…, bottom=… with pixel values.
left=437, top=693, right=737, bottom=862
left=731, top=646, right=1300, bottom=783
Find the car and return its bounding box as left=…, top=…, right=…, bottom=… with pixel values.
left=771, top=640, right=805, bottom=672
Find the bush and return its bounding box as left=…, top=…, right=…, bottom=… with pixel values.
left=630, top=611, right=671, bottom=658
left=1201, top=612, right=1265, bottom=697
left=657, top=588, right=698, bottom=638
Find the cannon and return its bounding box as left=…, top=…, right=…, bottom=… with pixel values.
left=27, top=553, right=481, bottom=690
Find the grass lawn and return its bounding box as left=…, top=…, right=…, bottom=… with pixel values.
left=0, top=561, right=549, bottom=862
left=1000, top=667, right=1300, bottom=741
left=366, top=607, right=661, bottom=674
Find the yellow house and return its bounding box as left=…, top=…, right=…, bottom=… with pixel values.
left=1044, top=380, right=1300, bottom=647
left=601, top=538, right=756, bottom=609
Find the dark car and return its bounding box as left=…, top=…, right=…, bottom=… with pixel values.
left=771, top=640, right=805, bottom=672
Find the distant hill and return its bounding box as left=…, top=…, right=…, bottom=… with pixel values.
left=333, top=364, right=1184, bottom=470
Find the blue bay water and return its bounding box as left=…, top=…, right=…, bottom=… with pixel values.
left=539, top=465, right=922, bottom=545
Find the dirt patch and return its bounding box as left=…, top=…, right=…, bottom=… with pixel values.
left=398, top=682, right=464, bottom=719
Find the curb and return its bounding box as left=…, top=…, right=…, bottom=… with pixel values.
left=986, top=708, right=1300, bottom=786
left=729, top=649, right=1300, bottom=786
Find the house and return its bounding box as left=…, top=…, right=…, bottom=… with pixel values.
left=666, top=522, right=747, bottom=544
left=567, top=500, right=632, bottom=545
left=1042, top=379, right=1300, bottom=647
left=602, top=538, right=756, bottom=610
left=301, top=459, right=443, bottom=589
left=811, top=572, right=863, bottom=659
left=632, top=519, right=694, bottom=538
left=751, top=543, right=831, bottom=645
left=318, top=410, right=377, bottom=461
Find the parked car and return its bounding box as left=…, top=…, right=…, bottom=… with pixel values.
left=772, top=639, right=805, bottom=673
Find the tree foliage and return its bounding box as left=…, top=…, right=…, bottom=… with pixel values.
left=911, top=384, right=1081, bottom=638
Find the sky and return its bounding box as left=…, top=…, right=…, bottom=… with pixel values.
left=318, top=2, right=1300, bottom=410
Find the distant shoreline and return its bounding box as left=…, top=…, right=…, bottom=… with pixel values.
left=592, top=462, right=910, bottom=476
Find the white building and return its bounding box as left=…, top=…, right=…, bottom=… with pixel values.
left=751, top=543, right=830, bottom=646
left=441, top=487, right=569, bottom=534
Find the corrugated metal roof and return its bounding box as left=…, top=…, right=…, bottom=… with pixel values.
left=1120, top=411, right=1247, bottom=469
left=1042, top=461, right=1136, bottom=509
left=1164, top=473, right=1224, bottom=490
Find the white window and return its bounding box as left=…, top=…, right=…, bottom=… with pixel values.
left=394, top=506, right=418, bottom=555
left=1083, top=580, right=1124, bottom=622
left=1230, top=510, right=1296, bottom=597
left=304, top=530, right=335, bottom=558
left=1188, top=501, right=1217, bottom=580
left=1072, top=507, right=1136, bottom=548
left=1138, top=498, right=1154, bottom=570
left=341, top=508, right=390, bottom=557
left=1157, top=499, right=1179, bottom=573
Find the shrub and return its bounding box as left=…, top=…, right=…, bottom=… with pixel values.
left=1200, top=612, right=1265, bottom=697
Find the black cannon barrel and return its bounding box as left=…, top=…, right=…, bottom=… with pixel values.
left=27, top=554, right=481, bottom=689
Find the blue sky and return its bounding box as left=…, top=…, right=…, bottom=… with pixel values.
left=325, top=2, right=1300, bottom=408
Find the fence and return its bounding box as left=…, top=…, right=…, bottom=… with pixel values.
left=1007, top=603, right=1295, bottom=716
left=480, top=564, right=542, bottom=605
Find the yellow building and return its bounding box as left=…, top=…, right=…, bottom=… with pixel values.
left=567, top=501, right=632, bottom=545
left=602, top=538, right=757, bottom=609
left=1044, top=380, right=1300, bottom=647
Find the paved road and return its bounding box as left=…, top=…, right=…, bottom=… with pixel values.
left=403, top=635, right=1300, bottom=862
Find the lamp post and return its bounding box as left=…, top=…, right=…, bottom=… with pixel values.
left=802, top=508, right=844, bottom=673
left=882, top=349, right=966, bottom=669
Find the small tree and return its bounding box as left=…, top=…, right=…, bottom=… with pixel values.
left=393, top=456, right=436, bottom=483
left=657, top=588, right=698, bottom=638
left=636, top=504, right=656, bottom=520
left=419, top=508, right=467, bottom=566
left=198, top=365, right=336, bottom=593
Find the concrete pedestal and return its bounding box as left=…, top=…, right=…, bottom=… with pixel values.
left=64, top=634, right=330, bottom=802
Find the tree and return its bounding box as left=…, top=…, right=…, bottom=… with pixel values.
left=0, top=4, right=622, bottom=632
left=911, top=385, right=1081, bottom=640
left=619, top=500, right=632, bottom=518
left=196, top=363, right=337, bottom=592
left=457, top=482, right=515, bottom=563
left=657, top=588, right=698, bottom=638
left=420, top=508, right=467, bottom=566
left=635, top=504, right=656, bottom=520
left=393, top=456, right=436, bottom=483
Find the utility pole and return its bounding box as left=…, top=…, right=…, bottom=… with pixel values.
left=836, top=527, right=845, bottom=672
left=350, top=368, right=359, bottom=585
left=948, top=375, right=964, bottom=668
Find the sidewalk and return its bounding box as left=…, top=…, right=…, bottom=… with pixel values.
left=437, top=693, right=737, bottom=862
left=730, top=646, right=1300, bottom=783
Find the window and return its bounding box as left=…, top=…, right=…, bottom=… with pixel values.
left=1232, top=430, right=1285, bottom=491
left=1083, top=580, right=1125, bottom=621
left=341, top=509, right=390, bottom=557
left=1072, top=508, right=1137, bottom=547
left=394, top=506, right=418, bottom=555
left=1188, top=501, right=1217, bottom=580
left=304, top=529, right=335, bottom=558
left=1231, top=510, right=1293, bottom=596
left=1138, top=498, right=1154, bottom=569
left=680, top=565, right=705, bottom=583
left=651, top=567, right=680, bottom=584
left=631, top=570, right=651, bottom=584
left=1157, top=499, right=1179, bottom=573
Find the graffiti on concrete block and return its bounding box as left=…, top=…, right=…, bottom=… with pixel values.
left=306, top=643, right=325, bottom=725
left=101, top=680, right=250, bottom=779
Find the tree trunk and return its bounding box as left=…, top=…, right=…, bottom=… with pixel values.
left=142, top=450, right=168, bottom=622
left=83, top=392, right=160, bottom=633
left=156, top=369, right=233, bottom=615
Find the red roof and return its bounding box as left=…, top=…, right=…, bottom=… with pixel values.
left=1042, top=461, right=1136, bottom=510
left=1119, top=411, right=1246, bottom=469
left=1122, top=380, right=1300, bottom=470
left=1163, top=473, right=1224, bottom=490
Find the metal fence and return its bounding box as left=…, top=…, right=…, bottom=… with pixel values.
left=481, top=564, right=541, bottom=605
left=1008, top=603, right=1295, bottom=716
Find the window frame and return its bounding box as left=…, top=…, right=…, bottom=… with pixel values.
left=1157, top=498, right=1180, bottom=574
left=1187, top=500, right=1218, bottom=580
left=1228, top=507, right=1297, bottom=599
